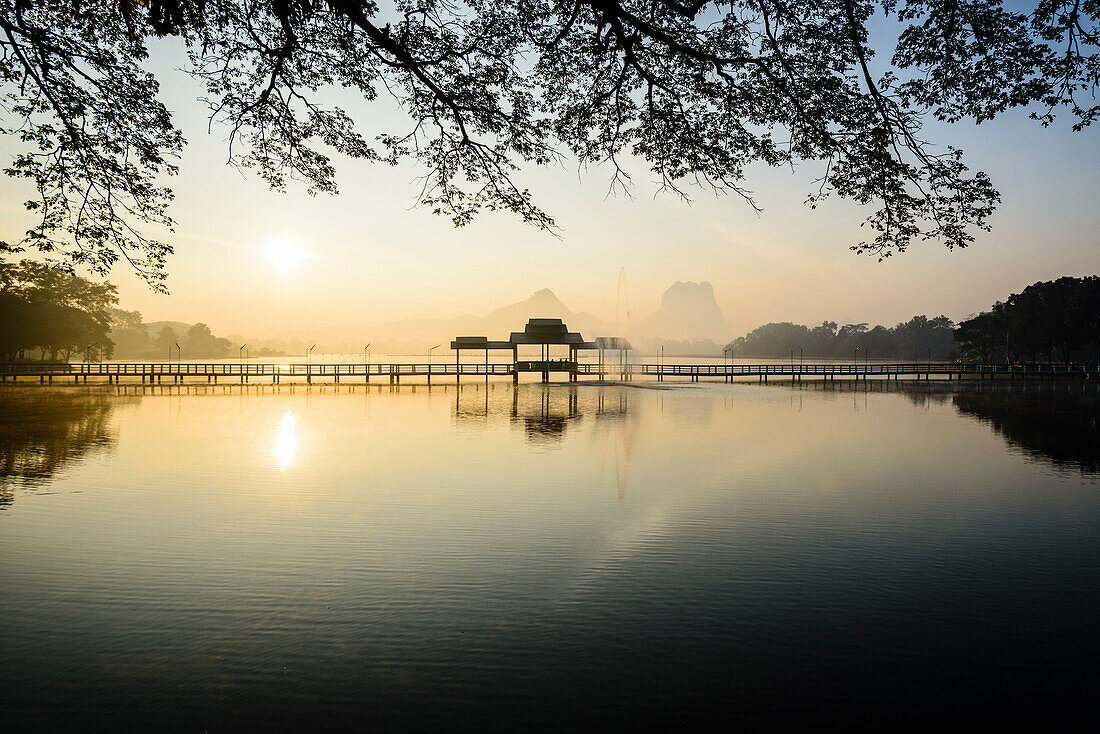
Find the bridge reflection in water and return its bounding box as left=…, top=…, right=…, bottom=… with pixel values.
left=453, top=383, right=636, bottom=500
left=3, top=380, right=1097, bottom=513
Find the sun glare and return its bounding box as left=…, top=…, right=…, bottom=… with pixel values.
left=272, top=409, right=298, bottom=471
left=265, top=240, right=308, bottom=272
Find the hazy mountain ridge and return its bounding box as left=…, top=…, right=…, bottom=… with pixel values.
left=134, top=283, right=732, bottom=356
left=640, top=281, right=731, bottom=342
left=284, top=287, right=614, bottom=353
left=341, top=284, right=729, bottom=353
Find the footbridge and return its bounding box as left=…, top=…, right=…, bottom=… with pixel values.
left=2, top=360, right=1096, bottom=384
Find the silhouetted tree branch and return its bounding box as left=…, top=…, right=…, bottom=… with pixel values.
left=1, top=1, right=1096, bottom=287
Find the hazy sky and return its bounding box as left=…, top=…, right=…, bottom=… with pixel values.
left=1, top=27, right=1098, bottom=340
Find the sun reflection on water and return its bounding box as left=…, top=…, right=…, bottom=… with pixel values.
left=272, top=409, right=298, bottom=470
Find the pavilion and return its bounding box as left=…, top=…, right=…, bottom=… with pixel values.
left=451, top=318, right=631, bottom=382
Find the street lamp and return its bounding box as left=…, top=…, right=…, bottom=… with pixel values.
left=854, top=346, right=860, bottom=376
left=798, top=345, right=804, bottom=369
left=175, top=342, right=181, bottom=365
left=428, top=344, right=440, bottom=384
left=364, top=343, right=371, bottom=366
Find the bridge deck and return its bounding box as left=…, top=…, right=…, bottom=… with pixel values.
left=1, top=361, right=1097, bottom=383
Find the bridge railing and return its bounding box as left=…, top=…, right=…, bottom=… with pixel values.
left=630, top=362, right=1100, bottom=376
left=515, top=360, right=578, bottom=372
left=0, top=362, right=518, bottom=377
left=2, top=361, right=1098, bottom=378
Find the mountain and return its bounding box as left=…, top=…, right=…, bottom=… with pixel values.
left=480, top=288, right=607, bottom=336
left=639, top=281, right=731, bottom=342
left=144, top=321, right=194, bottom=339
left=165, top=285, right=728, bottom=355
left=287, top=289, right=612, bottom=353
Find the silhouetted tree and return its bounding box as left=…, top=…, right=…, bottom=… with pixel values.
left=726, top=314, right=955, bottom=358
left=108, top=308, right=152, bottom=358
left=154, top=326, right=180, bottom=357
left=0, top=260, right=116, bottom=361
left=4, top=1, right=1097, bottom=286
left=955, top=276, right=1100, bottom=362
left=184, top=322, right=232, bottom=358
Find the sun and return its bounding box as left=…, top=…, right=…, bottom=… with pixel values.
left=264, top=239, right=308, bottom=272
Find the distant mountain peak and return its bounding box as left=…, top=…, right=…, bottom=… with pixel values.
left=486, top=288, right=578, bottom=325
left=641, top=281, right=730, bottom=341
left=523, top=288, right=566, bottom=309
left=663, top=280, right=715, bottom=301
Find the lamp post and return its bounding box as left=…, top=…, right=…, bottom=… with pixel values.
left=175, top=342, right=181, bottom=364
left=428, top=344, right=440, bottom=384
left=854, top=346, right=860, bottom=380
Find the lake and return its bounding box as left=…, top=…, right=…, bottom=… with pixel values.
left=1, top=379, right=1098, bottom=728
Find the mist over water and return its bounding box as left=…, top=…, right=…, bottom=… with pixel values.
left=1, top=381, right=1098, bottom=727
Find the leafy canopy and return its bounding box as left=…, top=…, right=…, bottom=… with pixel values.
left=0, top=258, right=119, bottom=361
left=1, top=1, right=1097, bottom=288
left=955, top=276, right=1100, bottom=362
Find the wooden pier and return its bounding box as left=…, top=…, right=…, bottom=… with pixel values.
left=638, top=362, right=1099, bottom=382
left=1, top=360, right=1096, bottom=385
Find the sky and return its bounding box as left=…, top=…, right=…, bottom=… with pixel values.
left=1, top=21, right=1098, bottom=340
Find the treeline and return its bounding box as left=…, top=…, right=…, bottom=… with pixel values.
left=725, top=315, right=956, bottom=359
left=111, top=311, right=233, bottom=359
left=111, top=314, right=288, bottom=359
left=1, top=259, right=273, bottom=362
left=0, top=260, right=116, bottom=362
left=954, top=276, right=1100, bottom=362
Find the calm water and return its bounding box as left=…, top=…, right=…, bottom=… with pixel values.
left=1, top=380, right=1098, bottom=728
